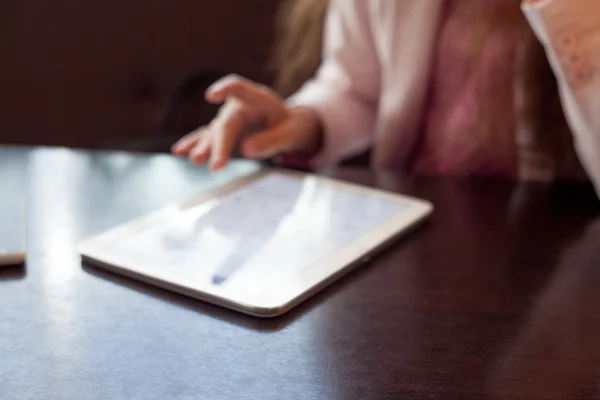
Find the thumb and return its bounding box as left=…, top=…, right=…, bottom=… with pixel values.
left=240, top=123, right=303, bottom=159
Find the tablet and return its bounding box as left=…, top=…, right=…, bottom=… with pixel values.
left=79, top=169, right=432, bottom=317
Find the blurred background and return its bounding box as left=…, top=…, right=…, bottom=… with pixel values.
left=0, top=0, right=308, bottom=153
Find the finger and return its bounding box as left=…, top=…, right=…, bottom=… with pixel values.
left=209, top=99, right=249, bottom=171
left=171, top=130, right=204, bottom=155
left=240, top=123, right=298, bottom=159
left=188, top=134, right=211, bottom=164
left=206, top=75, right=281, bottom=117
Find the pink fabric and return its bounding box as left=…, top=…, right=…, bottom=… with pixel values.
left=412, top=0, right=520, bottom=178
left=289, top=0, right=600, bottom=190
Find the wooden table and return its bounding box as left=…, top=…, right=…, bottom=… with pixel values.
left=2, top=146, right=600, bottom=399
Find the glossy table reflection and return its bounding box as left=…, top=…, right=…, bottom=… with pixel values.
left=1, top=146, right=600, bottom=400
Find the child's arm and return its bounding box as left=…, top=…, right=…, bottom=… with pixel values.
left=522, top=0, right=600, bottom=192
left=286, top=0, right=381, bottom=165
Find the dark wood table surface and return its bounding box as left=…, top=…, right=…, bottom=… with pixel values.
left=2, top=145, right=600, bottom=400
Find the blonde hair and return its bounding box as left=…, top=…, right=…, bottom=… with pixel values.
left=272, top=0, right=328, bottom=97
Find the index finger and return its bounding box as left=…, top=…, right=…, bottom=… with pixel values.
left=208, top=98, right=249, bottom=171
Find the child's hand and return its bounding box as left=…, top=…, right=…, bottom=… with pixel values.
left=171, top=75, right=321, bottom=171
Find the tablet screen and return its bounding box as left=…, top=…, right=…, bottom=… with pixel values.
left=103, top=172, right=407, bottom=296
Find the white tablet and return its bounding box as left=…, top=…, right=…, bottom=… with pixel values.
left=79, top=169, right=432, bottom=317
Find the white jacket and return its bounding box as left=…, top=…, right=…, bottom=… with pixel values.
left=289, top=0, right=600, bottom=193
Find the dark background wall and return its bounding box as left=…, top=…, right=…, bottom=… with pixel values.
left=0, top=0, right=282, bottom=150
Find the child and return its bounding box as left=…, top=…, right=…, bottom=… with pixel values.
left=172, top=0, right=600, bottom=194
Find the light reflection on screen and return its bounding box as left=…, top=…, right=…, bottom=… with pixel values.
left=108, top=173, right=406, bottom=296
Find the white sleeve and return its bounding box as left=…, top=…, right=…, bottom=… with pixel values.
left=287, top=0, right=380, bottom=165
left=523, top=0, right=600, bottom=194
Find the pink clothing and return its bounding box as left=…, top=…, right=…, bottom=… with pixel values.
left=413, top=0, right=520, bottom=178
left=288, top=0, right=600, bottom=193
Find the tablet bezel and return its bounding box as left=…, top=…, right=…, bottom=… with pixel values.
left=79, top=168, right=432, bottom=317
